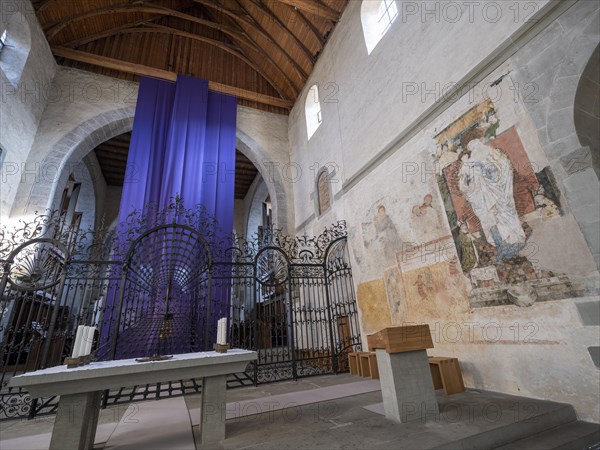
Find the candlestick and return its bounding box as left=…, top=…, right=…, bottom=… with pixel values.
left=72, top=325, right=85, bottom=358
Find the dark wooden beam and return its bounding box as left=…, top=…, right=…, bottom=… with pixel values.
left=292, top=5, right=326, bottom=47
left=231, top=0, right=308, bottom=79
left=276, top=0, right=340, bottom=21
left=193, top=0, right=305, bottom=90
left=249, top=0, right=316, bottom=63
left=52, top=46, right=294, bottom=109
left=61, top=23, right=290, bottom=100
left=47, top=4, right=254, bottom=46
left=196, top=2, right=300, bottom=98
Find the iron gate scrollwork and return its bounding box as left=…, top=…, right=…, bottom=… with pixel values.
left=0, top=200, right=361, bottom=420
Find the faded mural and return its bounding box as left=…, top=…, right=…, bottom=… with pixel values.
left=433, top=100, right=564, bottom=293
left=356, top=98, right=594, bottom=324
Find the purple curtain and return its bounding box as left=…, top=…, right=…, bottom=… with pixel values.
left=119, top=75, right=236, bottom=223
left=99, top=75, right=236, bottom=359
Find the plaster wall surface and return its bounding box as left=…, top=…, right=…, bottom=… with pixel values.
left=5, top=66, right=292, bottom=234
left=0, top=0, right=56, bottom=219
left=289, top=0, right=553, bottom=229
left=287, top=0, right=599, bottom=422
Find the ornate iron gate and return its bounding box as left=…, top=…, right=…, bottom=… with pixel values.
left=0, top=201, right=361, bottom=420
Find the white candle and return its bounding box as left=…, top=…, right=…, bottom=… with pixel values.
left=217, top=319, right=223, bottom=345
left=217, top=318, right=227, bottom=345
left=72, top=325, right=85, bottom=358
left=81, top=326, right=95, bottom=356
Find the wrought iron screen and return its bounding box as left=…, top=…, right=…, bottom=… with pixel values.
left=0, top=200, right=361, bottom=420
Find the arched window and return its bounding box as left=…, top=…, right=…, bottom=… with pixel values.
left=305, top=84, right=322, bottom=140
left=361, top=0, right=399, bottom=54
left=0, top=12, right=32, bottom=86
left=316, top=169, right=331, bottom=215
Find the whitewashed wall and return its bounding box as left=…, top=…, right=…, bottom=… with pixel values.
left=287, top=0, right=599, bottom=422
left=0, top=0, right=56, bottom=219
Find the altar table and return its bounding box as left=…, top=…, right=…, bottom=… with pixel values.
left=9, top=349, right=257, bottom=449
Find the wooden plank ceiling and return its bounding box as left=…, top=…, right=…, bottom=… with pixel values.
left=95, top=131, right=260, bottom=199
left=32, top=0, right=349, bottom=114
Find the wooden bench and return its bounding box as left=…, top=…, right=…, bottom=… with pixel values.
left=428, top=356, right=465, bottom=395
left=348, top=352, right=379, bottom=379
left=360, top=352, right=379, bottom=379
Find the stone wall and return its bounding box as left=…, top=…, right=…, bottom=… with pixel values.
left=4, top=65, right=293, bottom=234
left=0, top=0, right=56, bottom=219
left=287, top=0, right=600, bottom=422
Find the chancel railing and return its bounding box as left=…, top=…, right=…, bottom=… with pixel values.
left=0, top=199, right=361, bottom=420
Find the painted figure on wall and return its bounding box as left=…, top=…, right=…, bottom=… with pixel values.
left=374, top=205, right=401, bottom=263
left=457, top=127, right=526, bottom=261
left=384, top=267, right=407, bottom=321
left=433, top=100, right=563, bottom=289
left=412, top=194, right=434, bottom=217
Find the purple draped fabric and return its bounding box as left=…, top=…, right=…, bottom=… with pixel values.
left=99, top=75, right=236, bottom=359
left=119, top=75, right=236, bottom=224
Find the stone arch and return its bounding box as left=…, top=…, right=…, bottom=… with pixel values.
left=16, top=105, right=289, bottom=235
left=246, top=177, right=270, bottom=241
left=14, top=106, right=136, bottom=218
left=514, top=3, right=600, bottom=268
left=236, top=130, right=289, bottom=233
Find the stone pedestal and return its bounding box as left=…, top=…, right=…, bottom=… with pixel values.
left=200, top=375, right=227, bottom=444
left=368, top=325, right=438, bottom=424
left=375, top=348, right=438, bottom=423
left=50, top=391, right=101, bottom=450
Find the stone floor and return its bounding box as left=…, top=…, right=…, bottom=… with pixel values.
left=1, top=373, right=599, bottom=449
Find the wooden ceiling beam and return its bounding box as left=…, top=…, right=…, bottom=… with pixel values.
left=94, top=162, right=128, bottom=172
left=275, top=0, right=340, bottom=22
left=97, top=142, right=130, bottom=150
left=52, top=46, right=294, bottom=109
left=196, top=2, right=300, bottom=97
left=62, top=19, right=165, bottom=48
left=35, top=0, right=57, bottom=16
left=96, top=155, right=129, bottom=165
left=47, top=4, right=250, bottom=44
left=293, top=6, right=326, bottom=47
left=61, top=22, right=290, bottom=100
left=248, top=0, right=316, bottom=63
left=193, top=0, right=308, bottom=82
left=96, top=152, right=129, bottom=162
left=232, top=0, right=308, bottom=80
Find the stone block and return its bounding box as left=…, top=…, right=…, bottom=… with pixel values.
left=565, top=185, right=600, bottom=209
left=576, top=301, right=600, bottom=326
left=545, top=133, right=582, bottom=161
left=549, top=75, right=580, bottom=110
left=579, top=221, right=600, bottom=257
left=512, top=21, right=564, bottom=67
left=526, top=98, right=549, bottom=129
left=558, top=1, right=600, bottom=30
left=588, top=347, right=600, bottom=368
left=375, top=349, right=438, bottom=423
left=523, top=45, right=567, bottom=83
left=560, top=146, right=593, bottom=175
left=563, top=167, right=600, bottom=193
left=547, top=107, right=576, bottom=143
left=537, top=127, right=550, bottom=147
